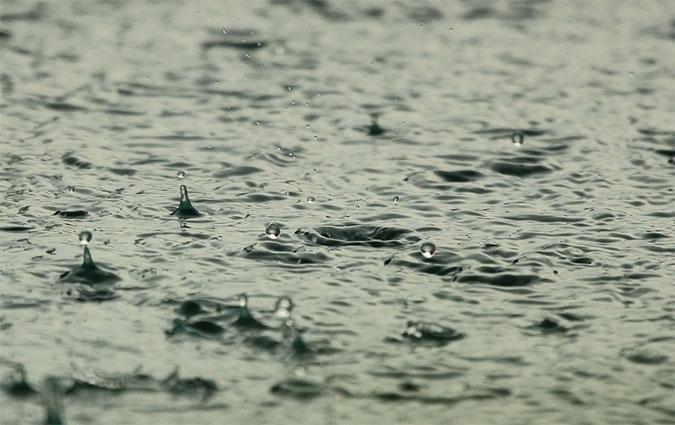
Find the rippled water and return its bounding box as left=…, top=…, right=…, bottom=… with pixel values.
left=1, top=1, right=674, bottom=424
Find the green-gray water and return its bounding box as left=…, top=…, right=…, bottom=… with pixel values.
left=1, top=1, right=674, bottom=424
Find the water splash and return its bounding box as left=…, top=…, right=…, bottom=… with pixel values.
left=420, top=242, right=436, bottom=259
left=78, top=231, right=92, bottom=246
left=511, top=131, right=524, bottom=147
left=59, top=232, right=121, bottom=285
left=170, top=185, right=201, bottom=217
left=265, top=222, right=281, bottom=240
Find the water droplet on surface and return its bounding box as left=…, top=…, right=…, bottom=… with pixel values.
left=420, top=242, right=436, bottom=259
left=67, top=186, right=75, bottom=193
left=265, top=223, right=281, bottom=240
left=78, top=231, right=92, bottom=245
left=274, top=296, right=294, bottom=319
left=306, top=196, right=315, bottom=203
left=393, top=195, right=400, bottom=203
left=511, top=131, right=524, bottom=147
left=312, top=168, right=318, bottom=173
left=238, top=294, right=248, bottom=308
left=176, top=171, right=186, bottom=179
left=313, top=135, right=318, bottom=140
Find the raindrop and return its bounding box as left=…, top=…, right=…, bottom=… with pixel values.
left=238, top=294, right=248, bottom=308
left=511, top=131, right=524, bottom=147
left=265, top=222, right=281, bottom=240
left=306, top=124, right=310, bottom=129
left=420, top=242, right=436, bottom=259
left=393, top=195, right=400, bottom=203
left=291, top=100, right=296, bottom=105
left=67, top=186, right=75, bottom=193
left=222, top=28, right=228, bottom=34
left=313, top=135, right=318, bottom=140
left=176, top=171, right=186, bottom=179
left=287, top=86, right=292, bottom=91
left=312, top=168, right=318, bottom=173
left=78, top=231, right=92, bottom=246
left=274, top=296, right=294, bottom=319
left=306, top=196, right=316, bottom=203
left=305, top=102, right=309, bottom=107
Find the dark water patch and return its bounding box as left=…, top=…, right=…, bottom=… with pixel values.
left=0, top=3, right=44, bottom=21
left=385, top=321, right=465, bottom=347
left=621, top=349, right=669, bottom=365
left=370, top=387, right=510, bottom=405
left=45, top=102, right=88, bottom=112
left=367, top=121, right=385, bottom=136
left=434, top=169, right=484, bottom=183
left=570, top=256, right=593, bottom=265
left=109, top=168, right=137, bottom=176
left=501, top=214, right=584, bottom=223
left=298, top=225, right=413, bottom=248
left=241, top=242, right=331, bottom=265
left=2, top=366, right=37, bottom=398
left=0, top=225, right=33, bottom=232
left=457, top=268, right=543, bottom=287
left=53, top=209, right=89, bottom=218
left=270, top=378, right=323, bottom=400
left=213, top=166, right=263, bottom=178
left=489, top=159, right=554, bottom=177
left=165, top=318, right=225, bottom=339
left=528, top=318, right=568, bottom=334
left=61, top=154, right=91, bottom=169
left=387, top=254, right=464, bottom=278
left=643, top=232, right=670, bottom=240
left=201, top=39, right=266, bottom=50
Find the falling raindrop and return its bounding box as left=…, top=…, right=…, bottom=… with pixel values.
left=176, top=171, right=186, bottom=179
left=265, top=223, right=281, bottom=240
left=78, top=231, right=92, bottom=246
left=511, top=131, right=524, bottom=147
left=393, top=195, right=400, bottom=203
left=420, top=242, right=436, bottom=259
left=306, top=196, right=316, bottom=203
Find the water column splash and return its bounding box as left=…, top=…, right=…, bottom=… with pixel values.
left=274, top=296, right=313, bottom=356
left=265, top=223, right=281, bottom=240
left=511, top=131, right=524, bottom=147
left=171, top=185, right=201, bottom=217
left=231, top=294, right=268, bottom=329
left=43, top=377, right=65, bottom=425
left=59, top=231, right=121, bottom=286
left=420, top=242, right=436, bottom=259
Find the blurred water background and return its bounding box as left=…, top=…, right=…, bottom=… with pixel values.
left=1, top=0, right=674, bottom=424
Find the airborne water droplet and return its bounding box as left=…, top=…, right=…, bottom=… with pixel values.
left=511, top=131, right=524, bottom=147
left=79, top=231, right=92, bottom=245
left=176, top=171, right=186, bottom=179
left=420, top=242, right=436, bottom=259
left=265, top=223, right=281, bottom=240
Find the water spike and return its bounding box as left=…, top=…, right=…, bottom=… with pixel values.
left=81, top=246, right=96, bottom=269
left=171, top=185, right=201, bottom=217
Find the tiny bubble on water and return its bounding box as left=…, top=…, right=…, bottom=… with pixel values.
left=511, top=131, right=524, bottom=147
left=313, top=135, right=318, bottom=140
left=306, top=124, right=310, bottom=128
left=306, top=196, right=316, bottom=203
left=79, top=231, right=92, bottom=245
left=420, top=242, right=436, bottom=259
left=177, top=171, right=186, bottom=179
left=266, top=222, right=281, bottom=239
left=312, top=168, right=318, bottom=173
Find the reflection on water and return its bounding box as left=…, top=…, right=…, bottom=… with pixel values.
left=1, top=0, right=674, bottom=424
